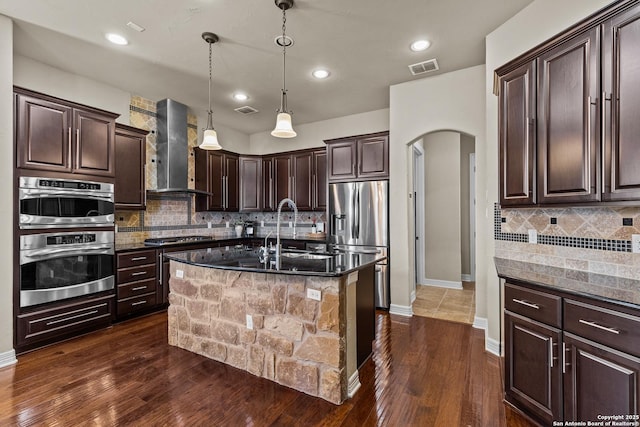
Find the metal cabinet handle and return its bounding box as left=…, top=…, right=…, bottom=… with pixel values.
left=549, top=337, right=554, bottom=368
left=512, top=298, right=540, bottom=310
left=579, top=319, right=620, bottom=335
left=158, top=252, right=163, bottom=287
left=46, top=309, right=98, bottom=326
left=130, top=256, right=147, bottom=261
left=131, top=286, right=147, bottom=291
left=131, top=300, right=147, bottom=306
left=562, top=342, right=568, bottom=374
left=130, top=271, right=147, bottom=277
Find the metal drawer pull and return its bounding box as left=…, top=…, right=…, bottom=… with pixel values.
left=131, top=286, right=147, bottom=291
left=579, top=319, right=620, bottom=335
left=130, top=256, right=147, bottom=261
left=549, top=337, right=554, bottom=368
left=512, top=298, right=540, bottom=310
left=131, top=300, right=147, bottom=306
left=563, top=342, right=568, bottom=374
left=130, top=271, right=147, bottom=276
left=46, top=310, right=99, bottom=326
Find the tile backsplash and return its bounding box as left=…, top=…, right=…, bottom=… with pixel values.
left=495, top=204, right=640, bottom=280
left=116, top=96, right=325, bottom=245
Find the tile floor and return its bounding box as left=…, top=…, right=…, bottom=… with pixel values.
left=412, top=282, right=476, bottom=324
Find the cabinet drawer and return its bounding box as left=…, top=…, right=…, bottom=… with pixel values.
left=564, top=299, right=640, bottom=357
left=505, top=282, right=562, bottom=328
left=117, top=294, right=157, bottom=317
left=117, top=249, right=157, bottom=268
left=117, top=264, right=156, bottom=284
left=17, top=295, right=114, bottom=349
left=118, top=278, right=157, bottom=300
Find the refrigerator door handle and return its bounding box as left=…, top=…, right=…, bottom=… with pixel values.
left=350, top=183, right=356, bottom=240
left=355, top=185, right=360, bottom=239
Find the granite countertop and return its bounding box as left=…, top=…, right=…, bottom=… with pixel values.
left=494, top=257, right=640, bottom=309
left=115, top=234, right=327, bottom=252
left=165, top=247, right=385, bottom=277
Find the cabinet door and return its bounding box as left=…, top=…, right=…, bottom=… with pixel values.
left=499, top=61, right=536, bottom=206
left=563, top=333, right=640, bottom=422
left=327, top=141, right=357, bottom=182
left=313, top=150, right=327, bottom=211
left=505, top=312, right=562, bottom=425
left=602, top=6, right=640, bottom=201
left=115, top=125, right=147, bottom=210
left=74, top=108, right=116, bottom=177
left=292, top=151, right=313, bottom=210
left=16, top=93, right=73, bottom=173
left=239, top=156, right=262, bottom=212
left=537, top=27, right=600, bottom=204
left=206, top=151, right=225, bottom=210
left=262, top=156, right=275, bottom=211
left=357, top=134, right=389, bottom=179
left=224, top=154, right=239, bottom=212
left=274, top=155, right=292, bottom=206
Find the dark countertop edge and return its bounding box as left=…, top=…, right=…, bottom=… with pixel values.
left=494, top=257, right=640, bottom=311
left=116, top=235, right=328, bottom=252
left=165, top=252, right=385, bottom=278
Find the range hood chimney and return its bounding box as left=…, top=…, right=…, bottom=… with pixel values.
left=148, top=99, right=211, bottom=196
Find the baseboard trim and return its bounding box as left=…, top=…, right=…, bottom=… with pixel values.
left=421, top=279, right=462, bottom=290
left=410, top=289, right=416, bottom=303
left=389, top=304, right=413, bottom=317
left=0, top=349, right=17, bottom=369
left=461, top=274, right=472, bottom=282
left=347, top=370, right=361, bottom=398
left=472, top=316, right=487, bottom=330
left=486, top=336, right=501, bottom=357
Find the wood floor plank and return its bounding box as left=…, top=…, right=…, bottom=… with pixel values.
left=0, top=311, right=536, bottom=426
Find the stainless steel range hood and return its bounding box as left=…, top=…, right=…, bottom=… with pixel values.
left=147, top=99, right=211, bottom=196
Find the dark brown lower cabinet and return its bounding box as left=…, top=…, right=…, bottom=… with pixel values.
left=563, top=332, right=640, bottom=422
left=503, top=280, right=640, bottom=424
left=505, top=312, right=562, bottom=425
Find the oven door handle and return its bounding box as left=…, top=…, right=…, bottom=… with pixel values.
left=19, top=190, right=114, bottom=202
left=21, top=246, right=114, bottom=263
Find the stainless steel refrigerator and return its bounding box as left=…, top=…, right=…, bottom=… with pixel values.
left=329, top=180, right=390, bottom=308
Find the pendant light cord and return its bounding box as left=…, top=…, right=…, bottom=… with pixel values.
left=280, top=7, right=288, bottom=113
left=207, top=40, right=214, bottom=129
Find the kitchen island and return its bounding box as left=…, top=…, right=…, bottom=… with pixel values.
left=164, top=246, right=384, bottom=404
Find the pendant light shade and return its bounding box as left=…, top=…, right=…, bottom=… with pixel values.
left=271, top=0, right=297, bottom=139
left=199, top=32, right=223, bottom=150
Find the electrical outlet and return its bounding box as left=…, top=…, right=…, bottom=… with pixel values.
left=225, top=221, right=230, bottom=228
left=528, top=229, right=537, bottom=244
left=307, top=288, right=321, bottom=301
left=632, top=234, right=640, bottom=254
left=261, top=220, right=265, bottom=227
left=207, top=221, right=212, bottom=229
left=246, top=314, right=253, bottom=330
left=176, top=269, right=184, bottom=278
left=289, top=221, right=293, bottom=228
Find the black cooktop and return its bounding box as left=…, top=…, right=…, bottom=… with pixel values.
left=143, top=235, right=211, bottom=246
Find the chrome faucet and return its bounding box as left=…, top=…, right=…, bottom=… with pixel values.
left=259, top=231, right=273, bottom=264
left=275, top=198, right=298, bottom=269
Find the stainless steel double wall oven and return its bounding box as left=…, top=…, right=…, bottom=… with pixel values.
left=18, top=176, right=115, bottom=307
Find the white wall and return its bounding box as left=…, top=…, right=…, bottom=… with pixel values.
left=249, top=109, right=389, bottom=155
left=389, top=65, right=485, bottom=316
left=423, top=131, right=461, bottom=284
left=0, top=15, right=15, bottom=364
left=484, top=0, right=612, bottom=350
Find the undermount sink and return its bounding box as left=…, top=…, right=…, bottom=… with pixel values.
left=280, top=251, right=333, bottom=260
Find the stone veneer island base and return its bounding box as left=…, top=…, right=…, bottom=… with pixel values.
left=166, top=257, right=375, bottom=404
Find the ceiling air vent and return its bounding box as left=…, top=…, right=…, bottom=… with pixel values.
left=408, top=58, right=439, bottom=76
left=234, top=105, right=259, bottom=115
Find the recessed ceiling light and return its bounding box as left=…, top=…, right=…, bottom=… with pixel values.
left=312, top=69, right=330, bottom=79
left=106, top=33, right=128, bottom=46
left=410, top=39, right=431, bottom=52
left=233, top=93, right=249, bottom=102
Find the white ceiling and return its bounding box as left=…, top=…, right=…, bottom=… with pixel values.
left=0, top=0, right=532, bottom=135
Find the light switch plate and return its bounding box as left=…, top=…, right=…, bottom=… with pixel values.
left=632, top=234, right=640, bottom=253
left=176, top=269, right=184, bottom=278
left=307, top=288, right=321, bottom=301
left=528, top=229, right=537, bottom=244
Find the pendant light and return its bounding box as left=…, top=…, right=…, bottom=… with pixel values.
left=271, top=0, right=297, bottom=138
left=199, top=32, right=222, bottom=150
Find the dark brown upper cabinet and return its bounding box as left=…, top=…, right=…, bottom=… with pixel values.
left=497, top=0, right=640, bottom=207
left=15, top=87, right=118, bottom=178
left=602, top=6, right=640, bottom=201
left=312, top=150, right=327, bottom=211
left=499, top=61, right=536, bottom=206
left=195, top=150, right=238, bottom=212
left=537, top=27, right=600, bottom=204
left=325, top=132, right=389, bottom=182
left=114, top=124, right=148, bottom=210
left=239, top=156, right=262, bottom=212
left=292, top=151, right=313, bottom=210
left=262, top=156, right=276, bottom=212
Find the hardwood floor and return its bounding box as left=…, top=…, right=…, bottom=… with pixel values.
left=0, top=311, right=536, bottom=426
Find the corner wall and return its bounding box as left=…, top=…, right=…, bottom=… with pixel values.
left=0, top=15, right=15, bottom=365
